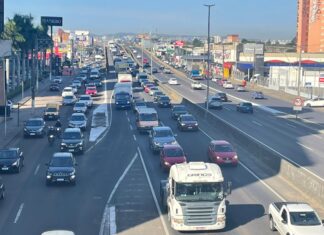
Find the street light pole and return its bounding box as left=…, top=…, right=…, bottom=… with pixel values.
left=297, top=49, right=302, bottom=97
left=204, top=4, right=214, bottom=110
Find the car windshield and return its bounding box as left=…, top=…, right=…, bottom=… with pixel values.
left=154, top=92, right=163, bottom=96
left=46, top=107, right=57, bottom=112
left=80, top=97, right=90, bottom=101
left=181, top=115, right=196, bottom=122
left=290, top=212, right=321, bottom=226
left=50, top=157, right=73, bottom=167
left=154, top=129, right=173, bottom=137
left=87, top=87, right=96, bottom=90
left=214, top=144, right=234, bottom=152
left=135, top=102, right=146, bottom=107
left=243, top=103, right=252, bottom=107
left=139, top=113, right=158, bottom=121
left=71, top=115, right=85, bottom=121
left=65, top=96, right=73, bottom=99
left=174, top=106, right=186, bottom=112
left=64, top=88, right=72, bottom=92
left=0, top=150, right=17, bottom=159
left=211, top=97, right=221, bottom=101
left=26, top=120, right=43, bottom=126
left=73, top=81, right=80, bottom=84
left=175, top=182, right=224, bottom=202
left=75, top=103, right=85, bottom=107
left=139, top=75, right=147, bottom=79
left=62, top=131, right=81, bottom=139
left=160, top=96, right=170, bottom=101
left=164, top=148, right=184, bottom=157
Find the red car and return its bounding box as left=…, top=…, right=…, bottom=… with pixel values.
left=217, top=79, right=227, bottom=86
left=208, top=140, right=238, bottom=166
left=160, top=144, right=187, bottom=171
left=144, top=84, right=154, bottom=93
left=85, top=86, right=97, bottom=96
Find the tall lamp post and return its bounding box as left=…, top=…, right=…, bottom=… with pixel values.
left=204, top=4, right=214, bottom=110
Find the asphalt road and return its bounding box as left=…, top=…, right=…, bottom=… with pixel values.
left=132, top=46, right=324, bottom=180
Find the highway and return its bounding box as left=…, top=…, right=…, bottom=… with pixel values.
left=132, top=45, right=324, bottom=180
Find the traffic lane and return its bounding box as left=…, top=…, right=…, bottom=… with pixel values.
left=132, top=92, right=280, bottom=235
left=0, top=102, right=139, bottom=235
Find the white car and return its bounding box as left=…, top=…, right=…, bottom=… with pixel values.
left=136, top=55, right=141, bottom=59
left=164, top=68, right=172, bottom=74
left=191, top=81, right=203, bottom=90
left=41, top=230, right=75, bottom=235
left=73, top=102, right=87, bottom=113
left=168, top=78, right=178, bottom=85
left=53, top=77, right=62, bottom=84
left=72, top=80, right=82, bottom=88
left=78, top=95, right=93, bottom=108
left=62, top=87, right=74, bottom=97
left=236, top=85, right=246, bottom=92
left=223, top=81, right=234, bottom=89
left=304, top=97, right=324, bottom=107
left=70, top=85, right=78, bottom=94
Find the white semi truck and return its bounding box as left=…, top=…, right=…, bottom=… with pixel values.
left=160, top=162, right=231, bottom=231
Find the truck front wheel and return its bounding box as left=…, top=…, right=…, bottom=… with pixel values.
left=269, top=216, right=276, bottom=231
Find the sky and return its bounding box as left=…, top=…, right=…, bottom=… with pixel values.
left=5, top=0, right=297, bottom=40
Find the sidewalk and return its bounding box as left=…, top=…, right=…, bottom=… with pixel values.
left=0, top=77, right=52, bottom=148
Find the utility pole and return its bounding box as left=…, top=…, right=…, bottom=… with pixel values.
left=204, top=4, right=215, bottom=110
left=150, top=35, right=153, bottom=75
left=141, top=38, right=144, bottom=66
left=222, top=43, right=225, bottom=80
left=297, top=49, right=302, bottom=97
left=50, top=25, right=53, bottom=81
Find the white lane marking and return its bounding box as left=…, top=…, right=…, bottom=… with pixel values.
left=127, top=117, right=130, bottom=122
left=137, top=147, right=170, bottom=235
left=99, top=153, right=138, bottom=235
left=160, top=121, right=165, bottom=126
left=298, top=142, right=314, bottom=152
left=34, top=164, right=40, bottom=175
left=198, top=128, right=285, bottom=201
left=110, top=206, right=116, bottom=235
left=252, top=120, right=263, bottom=127
left=129, top=124, right=133, bottom=130
left=133, top=134, right=137, bottom=141
left=14, top=203, right=24, bottom=224
left=314, top=135, right=323, bottom=140
left=125, top=111, right=128, bottom=116
left=287, top=123, right=296, bottom=128
left=223, top=106, right=231, bottom=111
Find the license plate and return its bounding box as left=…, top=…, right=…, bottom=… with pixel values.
left=68, top=149, right=74, bottom=152
left=57, top=178, right=64, bottom=182
left=188, top=126, right=193, bottom=129
left=1, top=167, right=8, bottom=170
left=195, top=227, right=205, bottom=230
left=30, top=133, right=36, bottom=136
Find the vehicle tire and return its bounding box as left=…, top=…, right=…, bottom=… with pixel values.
left=306, top=103, right=311, bottom=107
left=0, top=191, right=4, bottom=200
left=269, top=216, right=276, bottom=231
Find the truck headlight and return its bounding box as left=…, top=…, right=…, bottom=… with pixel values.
left=46, top=174, right=52, bottom=179
left=127, top=101, right=130, bottom=104
left=172, top=218, right=184, bottom=224
left=194, top=123, right=198, bottom=126
left=116, top=102, right=119, bottom=104
left=77, top=142, right=83, bottom=146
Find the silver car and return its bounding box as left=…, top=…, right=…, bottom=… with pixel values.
left=73, top=102, right=87, bottom=113
left=206, top=96, right=223, bottom=109
left=68, top=113, right=87, bottom=131
left=63, top=95, right=77, bottom=106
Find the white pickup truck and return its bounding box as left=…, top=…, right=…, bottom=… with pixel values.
left=268, top=202, right=324, bottom=235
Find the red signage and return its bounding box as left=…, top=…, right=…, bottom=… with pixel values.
left=174, top=40, right=185, bottom=47
left=319, top=76, right=324, bottom=83
left=293, top=97, right=304, bottom=107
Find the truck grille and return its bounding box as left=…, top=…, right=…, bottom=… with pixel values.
left=182, top=204, right=217, bottom=226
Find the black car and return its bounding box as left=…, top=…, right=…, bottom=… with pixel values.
left=0, top=177, right=4, bottom=199
left=46, top=152, right=77, bottom=185
left=23, top=118, right=46, bottom=138
left=153, top=91, right=164, bottom=102
left=177, top=114, right=199, bottom=131
left=171, top=105, right=189, bottom=119
left=152, top=68, right=158, bottom=74
left=217, top=92, right=228, bottom=102
left=237, top=102, right=253, bottom=113
left=60, top=128, right=85, bottom=154
left=131, top=68, right=139, bottom=77
left=0, top=148, right=24, bottom=173
left=49, top=83, right=60, bottom=91
left=93, top=79, right=102, bottom=87
left=157, top=95, right=171, bottom=108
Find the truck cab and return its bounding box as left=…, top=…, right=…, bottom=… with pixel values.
left=44, top=103, right=60, bottom=121
left=135, top=107, right=159, bottom=133
left=160, top=162, right=231, bottom=231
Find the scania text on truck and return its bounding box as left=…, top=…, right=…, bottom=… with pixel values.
left=160, top=162, right=231, bottom=231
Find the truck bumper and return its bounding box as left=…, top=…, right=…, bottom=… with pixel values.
left=171, top=217, right=225, bottom=231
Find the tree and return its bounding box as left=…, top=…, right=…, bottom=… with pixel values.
left=1, top=19, right=25, bottom=50
left=192, top=38, right=203, bottom=47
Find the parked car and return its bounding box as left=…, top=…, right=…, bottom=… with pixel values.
left=304, top=97, right=324, bottom=107
left=208, top=140, right=238, bottom=166
left=0, top=177, right=4, bottom=199
left=149, top=126, right=177, bottom=153
left=191, top=81, right=203, bottom=89
left=23, top=118, right=46, bottom=137
left=68, top=113, right=87, bottom=131
left=157, top=95, right=171, bottom=108
left=217, top=92, right=228, bottom=102
left=177, top=114, right=199, bottom=131
left=63, top=95, right=77, bottom=106
left=49, top=83, right=60, bottom=91
left=171, top=105, right=188, bottom=119
left=85, top=86, right=97, bottom=96
left=46, top=152, right=77, bottom=186
left=0, top=148, right=24, bottom=173
left=73, top=102, right=87, bottom=113
left=236, top=102, right=253, bottom=113
left=206, top=96, right=223, bottom=109
left=223, top=81, right=234, bottom=89
left=78, top=95, right=93, bottom=108
left=252, top=91, right=265, bottom=99
left=136, top=54, right=141, bottom=59
left=168, top=77, right=178, bottom=85
left=160, top=144, right=186, bottom=171
left=60, top=128, right=85, bottom=154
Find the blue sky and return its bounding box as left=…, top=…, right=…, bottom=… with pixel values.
left=6, top=0, right=297, bottom=39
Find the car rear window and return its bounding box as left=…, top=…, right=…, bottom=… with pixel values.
left=164, top=148, right=184, bottom=157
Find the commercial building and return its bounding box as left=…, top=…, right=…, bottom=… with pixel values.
left=297, top=0, right=324, bottom=52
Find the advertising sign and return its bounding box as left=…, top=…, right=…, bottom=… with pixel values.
left=41, top=16, right=63, bottom=26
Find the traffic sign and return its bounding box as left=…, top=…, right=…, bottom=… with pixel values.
left=293, top=97, right=303, bottom=107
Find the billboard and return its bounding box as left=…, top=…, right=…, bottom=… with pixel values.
left=243, top=43, right=264, bottom=55
left=41, top=16, right=63, bottom=26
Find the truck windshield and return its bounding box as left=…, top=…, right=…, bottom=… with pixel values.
left=175, top=182, right=224, bottom=202
left=116, top=93, right=130, bottom=99
left=46, top=108, right=57, bottom=112
left=139, top=113, right=157, bottom=121
left=290, top=212, right=321, bottom=226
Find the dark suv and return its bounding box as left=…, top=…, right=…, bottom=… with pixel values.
left=23, top=118, right=46, bottom=137
left=0, top=148, right=24, bottom=173
left=171, top=105, right=188, bottom=119
left=0, top=177, right=4, bottom=199
left=60, top=128, right=84, bottom=154
left=46, top=152, right=77, bottom=185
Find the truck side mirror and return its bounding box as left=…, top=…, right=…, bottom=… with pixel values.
left=281, top=219, right=287, bottom=224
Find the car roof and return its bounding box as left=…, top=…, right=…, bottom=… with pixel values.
left=64, top=128, right=81, bottom=133
left=136, top=107, right=157, bottom=114
left=80, top=95, right=91, bottom=98
left=153, top=126, right=172, bottom=131
left=211, top=140, right=230, bottom=145
left=41, top=230, right=75, bottom=235
left=27, top=117, right=44, bottom=121
left=53, top=152, right=73, bottom=158
left=71, top=112, right=85, bottom=116
left=163, top=144, right=183, bottom=150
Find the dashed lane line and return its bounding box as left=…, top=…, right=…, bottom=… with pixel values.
left=14, top=203, right=24, bottom=224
